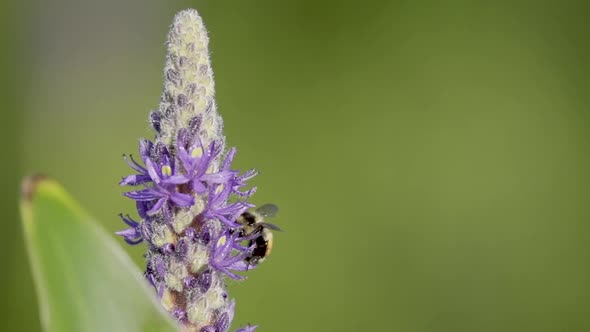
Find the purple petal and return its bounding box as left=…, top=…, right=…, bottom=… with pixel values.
left=145, top=158, right=162, bottom=183
left=229, top=260, right=255, bottom=272
left=119, top=174, right=151, bottom=186
left=201, top=170, right=237, bottom=184
left=124, top=237, right=143, bottom=245
left=218, top=216, right=242, bottom=228
left=232, top=241, right=253, bottom=251
left=223, top=250, right=253, bottom=267
left=136, top=201, right=149, bottom=218
left=177, top=147, right=193, bottom=173
left=138, top=139, right=153, bottom=162
left=169, top=192, right=194, bottom=207
left=194, top=152, right=214, bottom=177
left=146, top=273, right=156, bottom=288
left=115, top=225, right=143, bottom=245
left=234, top=186, right=257, bottom=198
left=147, top=197, right=167, bottom=215
left=236, top=325, right=258, bottom=332
left=214, top=202, right=251, bottom=218
left=124, top=189, right=162, bottom=201
left=227, top=300, right=236, bottom=325
left=156, top=282, right=165, bottom=298
left=208, top=140, right=223, bottom=159
left=162, top=174, right=189, bottom=185
left=237, top=169, right=258, bottom=182
left=123, top=154, right=147, bottom=174
left=161, top=153, right=174, bottom=171
left=115, top=228, right=137, bottom=238
left=192, top=180, right=207, bottom=194
left=119, top=214, right=139, bottom=228
left=222, top=147, right=236, bottom=171
left=219, top=267, right=245, bottom=280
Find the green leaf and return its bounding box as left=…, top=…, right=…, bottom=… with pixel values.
left=19, top=175, right=179, bottom=332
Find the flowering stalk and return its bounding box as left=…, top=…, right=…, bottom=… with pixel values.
left=117, top=9, right=261, bottom=332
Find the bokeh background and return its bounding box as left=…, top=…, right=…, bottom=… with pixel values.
left=2, top=1, right=589, bottom=331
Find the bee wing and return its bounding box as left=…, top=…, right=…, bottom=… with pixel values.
left=256, top=203, right=279, bottom=218
left=259, top=222, right=283, bottom=232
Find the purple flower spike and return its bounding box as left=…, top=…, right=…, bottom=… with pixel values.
left=116, top=9, right=276, bottom=330
left=115, top=214, right=143, bottom=245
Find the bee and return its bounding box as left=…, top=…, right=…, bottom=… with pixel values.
left=236, top=203, right=282, bottom=267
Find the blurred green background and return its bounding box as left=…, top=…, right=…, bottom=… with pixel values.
left=2, top=0, right=590, bottom=331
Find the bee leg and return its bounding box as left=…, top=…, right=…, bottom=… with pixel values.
left=246, top=257, right=260, bottom=271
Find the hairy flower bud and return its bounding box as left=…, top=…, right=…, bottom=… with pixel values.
left=156, top=9, right=223, bottom=148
